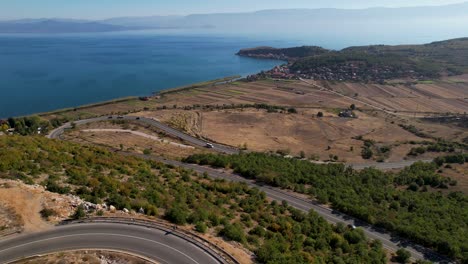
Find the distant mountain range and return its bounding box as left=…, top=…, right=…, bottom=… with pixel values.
left=0, top=2, right=467, bottom=33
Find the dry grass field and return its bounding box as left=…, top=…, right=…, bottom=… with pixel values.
left=135, top=108, right=432, bottom=163
left=63, top=121, right=212, bottom=160
left=41, top=78, right=468, bottom=123
left=40, top=78, right=467, bottom=163
left=0, top=179, right=86, bottom=236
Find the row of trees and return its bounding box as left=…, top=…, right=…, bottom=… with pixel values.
left=4, top=116, right=68, bottom=136
left=0, top=136, right=387, bottom=263
left=183, top=152, right=468, bottom=261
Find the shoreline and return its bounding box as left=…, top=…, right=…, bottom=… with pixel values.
left=21, top=75, right=248, bottom=119
left=7, top=54, right=285, bottom=119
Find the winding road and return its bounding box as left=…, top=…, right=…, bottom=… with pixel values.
left=43, top=115, right=449, bottom=263
left=47, top=116, right=237, bottom=154
left=0, top=222, right=223, bottom=264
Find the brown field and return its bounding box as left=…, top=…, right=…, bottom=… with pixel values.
left=139, top=108, right=431, bottom=163
left=41, top=78, right=468, bottom=123
left=327, top=80, right=468, bottom=114
left=63, top=121, right=212, bottom=160
left=40, top=78, right=467, bottom=163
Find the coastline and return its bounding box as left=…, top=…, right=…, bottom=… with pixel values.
left=29, top=75, right=246, bottom=119
left=13, top=54, right=285, bottom=119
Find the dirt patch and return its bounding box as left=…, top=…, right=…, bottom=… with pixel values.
left=187, top=108, right=427, bottom=163
left=13, top=250, right=153, bottom=264
left=0, top=179, right=83, bottom=234
left=0, top=191, right=23, bottom=235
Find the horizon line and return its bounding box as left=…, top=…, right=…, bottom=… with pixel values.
left=1, top=1, right=467, bottom=21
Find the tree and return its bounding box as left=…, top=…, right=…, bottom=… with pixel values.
left=395, top=248, right=411, bottom=263
left=317, top=112, right=324, bottom=117
left=165, top=205, right=188, bottom=225
left=350, top=104, right=356, bottom=110
left=72, top=205, right=86, bottom=219
left=361, top=147, right=373, bottom=159
left=143, top=149, right=152, bottom=155
left=40, top=208, right=57, bottom=219
left=195, top=222, right=207, bottom=233
left=299, top=151, right=306, bottom=159
left=219, top=223, right=245, bottom=243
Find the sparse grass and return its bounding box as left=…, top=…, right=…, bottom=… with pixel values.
left=418, top=80, right=434, bottom=84
left=227, top=89, right=245, bottom=95
left=158, top=75, right=241, bottom=95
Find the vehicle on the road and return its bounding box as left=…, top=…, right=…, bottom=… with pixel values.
left=108, top=116, right=113, bottom=119
left=136, top=117, right=141, bottom=120
left=117, top=116, right=124, bottom=119
left=206, top=143, right=214, bottom=148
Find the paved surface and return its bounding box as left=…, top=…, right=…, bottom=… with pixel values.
left=0, top=223, right=220, bottom=264
left=48, top=116, right=237, bottom=154
left=47, top=116, right=449, bottom=262
left=48, top=115, right=431, bottom=170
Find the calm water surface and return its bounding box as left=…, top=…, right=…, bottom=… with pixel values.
left=0, top=32, right=289, bottom=118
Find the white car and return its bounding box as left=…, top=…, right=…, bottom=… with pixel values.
left=206, top=143, right=214, bottom=149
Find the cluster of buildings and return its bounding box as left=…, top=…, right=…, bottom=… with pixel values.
left=292, top=62, right=416, bottom=82
left=251, top=62, right=424, bottom=83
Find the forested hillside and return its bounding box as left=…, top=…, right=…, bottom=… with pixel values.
left=237, top=46, right=329, bottom=60
left=184, top=152, right=468, bottom=261
left=240, top=38, right=468, bottom=81
left=0, top=136, right=387, bottom=264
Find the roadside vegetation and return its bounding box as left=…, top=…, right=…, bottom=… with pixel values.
left=0, top=136, right=387, bottom=263
left=184, top=152, right=468, bottom=262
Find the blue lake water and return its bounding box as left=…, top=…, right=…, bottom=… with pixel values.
left=0, top=32, right=293, bottom=118
left=0, top=28, right=457, bottom=118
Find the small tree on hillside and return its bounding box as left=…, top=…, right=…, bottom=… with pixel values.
left=395, top=248, right=411, bottom=263
left=72, top=205, right=86, bottom=219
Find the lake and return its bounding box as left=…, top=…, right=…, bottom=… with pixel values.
left=0, top=32, right=291, bottom=118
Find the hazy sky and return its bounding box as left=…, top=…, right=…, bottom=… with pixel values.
left=1, top=0, right=466, bottom=19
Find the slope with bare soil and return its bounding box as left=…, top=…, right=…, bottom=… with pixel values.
left=0, top=180, right=83, bottom=235
left=188, top=108, right=426, bottom=163
left=62, top=120, right=210, bottom=159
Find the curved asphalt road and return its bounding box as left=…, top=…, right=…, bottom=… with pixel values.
left=47, top=116, right=237, bottom=154
left=0, top=223, right=220, bottom=264
left=47, top=116, right=448, bottom=262
left=48, top=115, right=430, bottom=170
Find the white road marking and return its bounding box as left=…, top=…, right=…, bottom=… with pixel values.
left=0, top=233, right=202, bottom=264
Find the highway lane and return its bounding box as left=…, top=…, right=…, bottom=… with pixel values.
left=47, top=116, right=447, bottom=262
left=0, top=223, right=220, bottom=264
